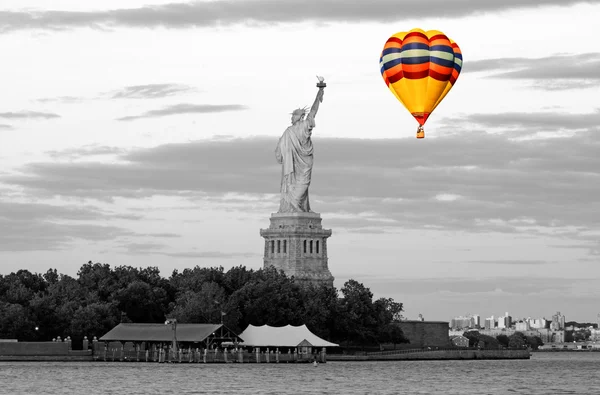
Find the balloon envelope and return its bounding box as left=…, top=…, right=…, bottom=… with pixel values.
left=380, top=28, right=462, bottom=129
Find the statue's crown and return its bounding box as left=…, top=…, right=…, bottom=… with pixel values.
left=291, top=106, right=308, bottom=116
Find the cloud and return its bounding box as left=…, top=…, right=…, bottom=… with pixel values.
left=0, top=200, right=179, bottom=251
left=0, top=111, right=60, bottom=120
left=366, top=276, right=600, bottom=307
left=33, top=84, right=195, bottom=104
left=116, top=103, right=248, bottom=121
left=0, top=124, right=13, bottom=130
left=465, top=260, right=549, bottom=265
left=140, top=232, right=181, bottom=238
left=0, top=200, right=133, bottom=251
left=118, top=241, right=259, bottom=258
left=110, top=84, right=195, bottom=99
left=35, top=96, right=83, bottom=104
left=1, top=110, right=599, bottom=240
left=466, top=53, right=600, bottom=90
left=460, top=109, right=600, bottom=132
left=0, top=0, right=593, bottom=33
left=46, top=145, right=127, bottom=160
left=157, top=251, right=260, bottom=259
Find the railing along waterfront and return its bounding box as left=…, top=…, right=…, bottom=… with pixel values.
left=95, top=347, right=324, bottom=363
left=363, top=347, right=528, bottom=356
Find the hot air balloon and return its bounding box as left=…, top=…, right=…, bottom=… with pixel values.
left=379, top=28, right=462, bottom=139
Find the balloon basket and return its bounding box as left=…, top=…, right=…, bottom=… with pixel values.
left=416, top=127, right=424, bottom=139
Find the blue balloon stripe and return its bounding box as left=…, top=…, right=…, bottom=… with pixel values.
left=429, top=45, right=454, bottom=53
left=382, top=57, right=433, bottom=71
left=397, top=56, right=431, bottom=65
left=400, top=42, right=430, bottom=51
left=430, top=57, right=455, bottom=68
left=382, top=47, right=403, bottom=56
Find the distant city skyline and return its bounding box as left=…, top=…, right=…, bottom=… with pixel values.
left=449, top=311, right=600, bottom=329
left=1, top=0, right=600, bottom=322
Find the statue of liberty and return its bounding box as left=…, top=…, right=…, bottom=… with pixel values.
left=275, top=77, right=326, bottom=213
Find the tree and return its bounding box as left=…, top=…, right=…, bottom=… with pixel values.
left=222, top=265, right=255, bottom=295
left=478, top=334, right=500, bottom=349
left=299, top=284, right=340, bottom=340
left=337, top=280, right=378, bottom=345
left=0, top=302, right=36, bottom=340
left=230, top=268, right=304, bottom=331
left=496, top=334, right=510, bottom=348
left=463, top=330, right=480, bottom=347
left=169, top=281, right=229, bottom=324
left=508, top=332, right=527, bottom=349
left=114, top=280, right=170, bottom=323
left=373, top=297, right=407, bottom=346
left=525, top=335, right=544, bottom=350
left=373, top=297, right=404, bottom=323
left=77, top=261, right=114, bottom=300
left=574, top=330, right=591, bottom=342
left=70, top=302, right=120, bottom=340
left=170, top=266, right=225, bottom=293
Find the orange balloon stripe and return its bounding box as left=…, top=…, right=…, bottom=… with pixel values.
left=385, top=63, right=404, bottom=77
left=429, top=62, right=453, bottom=76
left=449, top=69, right=459, bottom=85
left=385, top=42, right=403, bottom=49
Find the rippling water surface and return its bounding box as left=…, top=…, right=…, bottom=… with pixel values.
left=2, top=353, right=600, bottom=394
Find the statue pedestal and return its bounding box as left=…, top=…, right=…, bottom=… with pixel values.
left=260, top=212, right=334, bottom=287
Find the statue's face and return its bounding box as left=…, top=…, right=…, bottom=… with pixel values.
left=291, top=114, right=302, bottom=124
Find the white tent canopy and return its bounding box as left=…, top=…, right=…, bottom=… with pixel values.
left=238, top=324, right=339, bottom=347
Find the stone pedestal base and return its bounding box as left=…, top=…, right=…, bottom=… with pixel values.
left=260, top=212, right=334, bottom=287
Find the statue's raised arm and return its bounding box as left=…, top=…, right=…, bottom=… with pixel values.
left=307, top=76, right=326, bottom=122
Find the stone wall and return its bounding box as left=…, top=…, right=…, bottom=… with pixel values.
left=397, top=321, right=451, bottom=347
left=328, top=349, right=530, bottom=361
left=0, top=341, right=69, bottom=356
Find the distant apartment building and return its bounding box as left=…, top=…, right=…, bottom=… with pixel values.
left=450, top=314, right=481, bottom=330
left=450, top=317, right=472, bottom=330
left=515, top=321, right=531, bottom=331
left=550, top=312, right=566, bottom=331
left=537, top=328, right=565, bottom=343
left=527, top=318, right=548, bottom=329
left=484, top=316, right=495, bottom=329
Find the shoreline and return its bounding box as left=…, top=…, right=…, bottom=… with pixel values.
left=328, top=349, right=530, bottom=361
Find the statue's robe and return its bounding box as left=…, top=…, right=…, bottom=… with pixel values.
left=275, top=116, right=315, bottom=212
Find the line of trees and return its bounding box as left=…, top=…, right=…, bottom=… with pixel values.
left=0, top=262, right=408, bottom=348
left=462, top=330, right=544, bottom=350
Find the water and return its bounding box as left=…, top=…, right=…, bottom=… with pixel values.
left=1, top=353, right=600, bottom=394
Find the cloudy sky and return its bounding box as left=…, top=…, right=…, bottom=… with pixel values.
left=1, top=0, right=599, bottom=323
